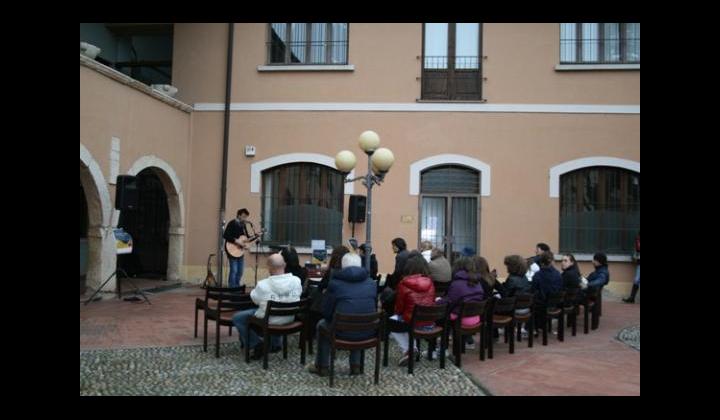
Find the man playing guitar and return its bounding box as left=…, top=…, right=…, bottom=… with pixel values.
left=223, top=208, right=262, bottom=288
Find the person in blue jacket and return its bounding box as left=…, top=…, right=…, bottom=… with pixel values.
left=585, top=252, right=610, bottom=317
left=587, top=252, right=610, bottom=291
left=531, top=251, right=563, bottom=305
left=308, top=253, right=377, bottom=377
left=531, top=251, right=563, bottom=334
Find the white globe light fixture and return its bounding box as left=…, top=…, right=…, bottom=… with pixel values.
left=371, top=147, right=395, bottom=173
left=358, top=130, right=381, bottom=154
left=335, top=131, right=392, bottom=275
left=334, top=150, right=357, bottom=174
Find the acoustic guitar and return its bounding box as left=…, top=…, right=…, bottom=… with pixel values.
left=225, top=229, right=266, bottom=258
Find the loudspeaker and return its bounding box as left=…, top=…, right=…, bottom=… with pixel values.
left=348, top=195, right=366, bottom=223
left=115, top=175, right=138, bottom=211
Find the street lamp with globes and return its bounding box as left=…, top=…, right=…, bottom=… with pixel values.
left=334, top=131, right=395, bottom=273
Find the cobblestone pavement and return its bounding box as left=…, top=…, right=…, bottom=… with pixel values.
left=616, top=325, right=640, bottom=351
left=80, top=336, right=485, bottom=396
left=80, top=286, right=638, bottom=396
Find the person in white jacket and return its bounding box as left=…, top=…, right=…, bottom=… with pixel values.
left=232, top=253, right=302, bottom=359
left=420, top=241, right=433, bottom=263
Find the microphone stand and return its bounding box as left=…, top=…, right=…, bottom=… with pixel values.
left=249, top=221, right=261, bottom=288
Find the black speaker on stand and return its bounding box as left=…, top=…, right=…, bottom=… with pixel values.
left=83, top=174, right=150, bottom=305
left=114, top=174, right=139, bottom=279
left=115, top=175, right=139, bottom=211
left=348, top=195, right=366, bottom=237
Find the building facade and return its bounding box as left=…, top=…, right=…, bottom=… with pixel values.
left=80, top=23, right=639, bottom=295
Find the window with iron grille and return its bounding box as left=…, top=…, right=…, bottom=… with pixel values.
left=422, top=23, right=482, bottom=100
left=268, top=23, right=348, bottom=65
left=420, top=165, right=480, bottom=194
left=261, top=163, right=345, bottom=248
left=419, top=165, right=480, bottom=264
left=559, top=167, right=640, bottom=255
left=560, top=23, right=640, bottom=64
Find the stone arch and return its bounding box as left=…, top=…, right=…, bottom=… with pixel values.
left=549, top=156, right=640, bottom=197
left=120, top=155, right=185, bottom=282
left=409, top=154, right=492, bottom=196
left=250, top=153, right=355, bottom=195
left=80, top=143, right=116, bottom=292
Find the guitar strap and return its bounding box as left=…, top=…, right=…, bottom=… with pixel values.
left=231, top=218, right=245, bottom=242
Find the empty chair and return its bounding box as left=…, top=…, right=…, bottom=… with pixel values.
left=196, top=285, right=246, bottom=339
left=201, top=286, right=253, bottom=358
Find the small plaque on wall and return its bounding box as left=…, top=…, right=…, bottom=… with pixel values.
left=401, top=215, right=415, bottom=224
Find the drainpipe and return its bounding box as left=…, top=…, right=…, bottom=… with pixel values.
left=218, top=23, right=234, bottom=286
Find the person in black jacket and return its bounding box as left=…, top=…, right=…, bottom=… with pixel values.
left=560, top=254, right=581, bottom=290
left=496, top=255, right=531, bottom=298
left=531, top=251, right=563, bottom=334
left=281, top=246, right=307, bottom=284
left=222, top=208, right=252, bottom=288
left=306, top=246, right=350, bottom=343
left=387, top=238, right=409, bottom=290
left=531, top=251, right=563, bottom=305
left=358, top=243, right=379, bottom=280
left=560, top=254, right=583, bottom=305
left=319, top=246, right=350, bottom=290
left=496, top=255, right=532, bottom=334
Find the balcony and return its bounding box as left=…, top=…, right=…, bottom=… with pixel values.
left=421, top=56, right=482, bottom=101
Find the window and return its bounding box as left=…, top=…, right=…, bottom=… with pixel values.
left=560, top=23, right=640, bottom=64
left=422, top=23, right=482, bottom=100
left=261, top=163, right=345, bottom=247
left=559, top=167, right=640, bottom=254
left=268, top=23, right=348, bottom=65
left=419, top=165, right=480, bottom=263
left=420, top=165, right=480, bottom=194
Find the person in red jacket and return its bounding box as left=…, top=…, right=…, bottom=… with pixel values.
left=389, top=252, right=436, bottom=366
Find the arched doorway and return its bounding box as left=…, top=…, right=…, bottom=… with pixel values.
left=118, top=168, right=170, bottom=279
left=418, top=165, right=481, bottom=263
left=79, top=144, right=116, bottom=293
left=80, top=175, right=89, bottom=294
left=121, top=155, right=185, bottom=283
